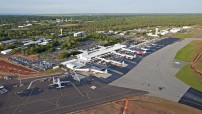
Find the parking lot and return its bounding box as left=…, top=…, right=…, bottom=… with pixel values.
left=31, top=60, right=54, bottom=71
left=8, top=56, right=55, bottom=71
left=179, top=88, right=202, bottom=110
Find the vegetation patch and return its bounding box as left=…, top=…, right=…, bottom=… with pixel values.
left=176, top=65, right=202, bottom=91
left=175, top=40, right=202, bottom=62
left=174, top=33, right=193, bottom=38
left=173, top=28, right=202, bottom=38
left=62, top=24, right=79, bottom=27
left=56, top=51, right=81, bottom=60
left=43, top=68, right=63, bottom=75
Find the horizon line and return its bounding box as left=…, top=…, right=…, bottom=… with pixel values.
left=0, top=12, right=202, bottom=16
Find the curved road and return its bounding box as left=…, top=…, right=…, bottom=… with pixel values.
left=111, top=38, right=201, bottom=102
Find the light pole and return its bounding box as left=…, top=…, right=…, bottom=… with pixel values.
left=18, top=70, right=23, bottom=86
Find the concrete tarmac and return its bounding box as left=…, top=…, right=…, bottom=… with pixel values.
left=110, top=38, right=202, bottom=102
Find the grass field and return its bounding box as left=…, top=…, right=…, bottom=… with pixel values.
left=176, top=65, right=202, bottom=91
left=173, top=28, right=202, bottom=38
left=174, top=33, right=193, bottom=38
left=43, top=68, right=63, bottom=75
left=62, top=24, right=79, bottom=27
left=175, top=40, right=202, bottom=92
left=175, top=40, right=202, bottom=62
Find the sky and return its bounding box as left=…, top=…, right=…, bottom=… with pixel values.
left=0, top=0, right=202, bottom=14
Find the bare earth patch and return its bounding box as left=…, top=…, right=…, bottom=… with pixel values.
left=72, top=95, right=202, bottom=114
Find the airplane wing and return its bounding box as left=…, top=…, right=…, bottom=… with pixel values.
left=56, top=86, right=65, bottom=89
left=56, top=83, right=65, bottom=88
left=61, top=81, right=70, bottom=84
left=48, top=83, right=55, bottom=86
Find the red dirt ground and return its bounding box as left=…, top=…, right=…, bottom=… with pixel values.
left=0, top=60, right=37, bottom=75
left=73, top=96, right=202, bottom=114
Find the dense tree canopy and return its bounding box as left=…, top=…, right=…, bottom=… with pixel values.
left=1, top=14, right=202, bottom=55
left=0, top=14, right=202, bottom=39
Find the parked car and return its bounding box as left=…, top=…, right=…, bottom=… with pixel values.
left=4, top=76, right=12, bottom=80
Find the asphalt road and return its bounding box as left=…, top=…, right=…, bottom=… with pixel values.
left=110, top=38, right=202, bottom=102
left=179, top=88, right=202, bottom=110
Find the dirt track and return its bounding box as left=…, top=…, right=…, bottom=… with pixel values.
left=190, top=51, right=202, bottom=77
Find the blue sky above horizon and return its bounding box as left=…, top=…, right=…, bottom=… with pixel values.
left=0, top=0, right=202, bottom=14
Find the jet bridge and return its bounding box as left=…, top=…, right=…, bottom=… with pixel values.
left=74, top=68, right=107, bottom=74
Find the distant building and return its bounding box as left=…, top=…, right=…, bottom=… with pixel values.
left=60, top=29, right=63, bottom=36
left=0, top=39, right=17, bottom=45
left=170, top=28, right=181, bottom=33
left=56, top=18, right=61, bottom=23
left=23, top=38, right=52, bottom=46
left=26, top=24, right=32, bottom=27
left=119, top=33, right=125, bottom=36
left=159, top=30, right=169, bottom=35
left=18, top=26, right=24, bottom=28
left=183, top=26, right=191, bottom=29
left=147, top=33, right=159, bottom=37
left=109, top=30, right=114, bottom=33
left=74, top=32, right=85, bottom=37
left=97, top=31, right=105, bottom=34
left=155, top=28, right=159, bottom=35
left=114, top=31, right=119, bottom=34
left=1, top=49, right=12, bottom=55
left=147, top=28, right=159, bottom=37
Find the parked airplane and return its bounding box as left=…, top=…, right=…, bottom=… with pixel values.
left=49, top=77, right=70, bottom=89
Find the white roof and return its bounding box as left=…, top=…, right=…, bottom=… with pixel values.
left=1, top=49, right=12, bottom=52
left=61, top=44, right=126, bottom=69
left=77, top=44, right=126, bottom=61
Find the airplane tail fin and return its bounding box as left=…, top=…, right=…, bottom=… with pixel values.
left=105, top=69, right=108, bottom=74
left=53, top=77, right=55, bottom=83
left=74, top=71, right=81, bottom=82
left=122, top=61, right=125, bottom=66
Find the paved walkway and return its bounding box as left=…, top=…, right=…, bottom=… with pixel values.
left=110, top=38, right=202, bottom=102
